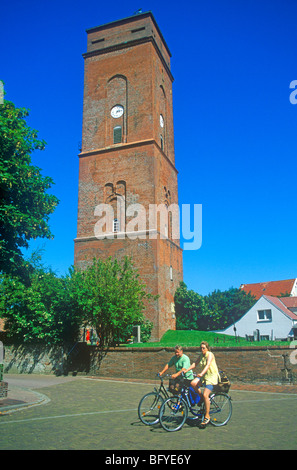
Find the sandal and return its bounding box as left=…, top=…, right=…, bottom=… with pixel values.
left=199, top=417, right=210, bottom=429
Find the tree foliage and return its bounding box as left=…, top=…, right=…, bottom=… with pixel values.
left=174, top=282, right=210, bottom=330
left=70, top=257, right=154, bottom=350
left=0, top=255, right=81, bottom=344
left=204, top=287, right=256, bottom=330
left=0, top=100, right=59, bottom=278
left=174, top=282, right=256, bottom=331
left=0, top=255, right=154, bottom=347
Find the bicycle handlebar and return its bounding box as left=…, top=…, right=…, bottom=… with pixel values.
left=157, top=372, right=197, bottom=380
left=156, top=373, right=172, bottom=380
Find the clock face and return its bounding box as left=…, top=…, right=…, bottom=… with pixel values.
left=111, top=105, right=124, bottom=118
left=160, top=114, right=164, bottom=128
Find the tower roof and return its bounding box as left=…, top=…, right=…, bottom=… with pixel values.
left=86, top=11, right=172, bottom=58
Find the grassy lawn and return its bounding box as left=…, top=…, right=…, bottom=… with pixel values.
left=125, top=330, right=289, bottom=348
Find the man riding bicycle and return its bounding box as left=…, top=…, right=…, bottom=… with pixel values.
left=159, top=345, right=194, bottom=382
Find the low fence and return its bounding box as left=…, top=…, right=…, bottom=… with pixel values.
left=2, top=343, right=297, bottom=384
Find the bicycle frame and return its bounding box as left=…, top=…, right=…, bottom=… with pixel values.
left=153, top=374, right=172, bottom=401
left=138, top=374, right=173, bottom=425
left=180, top=386, right=204, bottom=419
left=174, top=380, right=232, bottom=422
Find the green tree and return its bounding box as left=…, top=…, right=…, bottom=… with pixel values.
left=204, top=287, right=256, bottom=330
left=0, top=100, right=59, bottom=278
left=0, top=254, right=154, bottom=347
left=174, top=282, right=212, bottom=331
left=70, top=257, right=154, bottom=350
left=0, top=252, right=81, bottom=344
left=174, top=283, right=256, bottom=332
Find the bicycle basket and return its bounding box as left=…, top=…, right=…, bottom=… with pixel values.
left=169, top=378, right=182, bottom=394
left=215, top=370, right=231, bottom=393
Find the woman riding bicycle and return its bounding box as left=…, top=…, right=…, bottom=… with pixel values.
left=184, top=341, right=219, bottom=428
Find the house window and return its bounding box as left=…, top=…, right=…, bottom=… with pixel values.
left=257, top=309, right=272, bottom=322
left=113, top=126, right=122, bottom=144
left=113, top=218, right=120, bottom=232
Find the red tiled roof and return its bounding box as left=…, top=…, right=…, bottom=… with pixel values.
left=280, top=297, right=297, bottom=309
left=264, top=295, right=297, bottom=320
left=240, top=279, right=296, bottom=300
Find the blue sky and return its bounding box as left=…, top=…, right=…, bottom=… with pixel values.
left=1, top=0, right=297, bottom=295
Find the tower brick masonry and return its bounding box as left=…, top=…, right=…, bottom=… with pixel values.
left=74, top=12, right=183, bottom=341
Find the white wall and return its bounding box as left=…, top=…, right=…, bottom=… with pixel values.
left=215, top=296, right=293, bottom=340
left=292, top=279, right=297, bottom=296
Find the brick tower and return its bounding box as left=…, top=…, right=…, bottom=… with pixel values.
left=74, top=11, right=183, bottom=341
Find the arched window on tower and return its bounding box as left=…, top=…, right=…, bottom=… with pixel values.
left=113, top=126, right=122, bottom=144
left=159, top=86, right=166, bottom=153
left=108, top=75, right=127, bottom=145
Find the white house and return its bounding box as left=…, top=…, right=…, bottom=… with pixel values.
left=215, top=295, right=297, bottom=341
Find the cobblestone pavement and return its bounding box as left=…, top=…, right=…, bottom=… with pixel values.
left=0, top=375, right=297, bottom=451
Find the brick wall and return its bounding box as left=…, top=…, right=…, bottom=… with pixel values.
left=3, top=344, right=296, bottom=384
left=89, top=346, right=297, bottom=384
left=3, top=344, right=65, bottom=375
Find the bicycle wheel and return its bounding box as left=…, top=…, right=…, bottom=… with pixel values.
left=138, top=392, right=164, bottom=425
left=159, top=395, right=188, bottom=432
left=209, top=392, right=232, bottom=427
